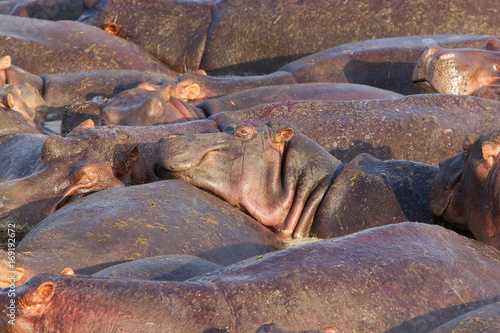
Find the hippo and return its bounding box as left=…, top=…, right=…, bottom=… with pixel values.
left=0, top=119, right=219, bottom=229
left=7, top=0, right=84, bottom=20
left=0, top=15, right=174, bottom=75
left=99, top=84, right=203, bottom=126
left=92, top=255, right=225, bottom=281
left=256, top=324, right=336, bottom=333
left=0, top=179, right=284, bottom=287
left=79, top=0, right=499, bottom=74
left=168, top=34, right=499, bottom=102
left=196, top=83, right=403, bottom=115
left=156, top=121, right=439, bottom=239
left=3, top=223, right=500, bottom=332
left=413, top=38, right=500, bottom=100
left=211, top=95, right=500, bottom=165
left=63, top=82, right=403, bottom=131
left=427, top=301, right=500, bottom=332
left=431, top=129, right=500, bottom=250
left=0, top=56, right=178, bottom=115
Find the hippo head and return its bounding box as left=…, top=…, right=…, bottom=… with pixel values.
left=431, top=130, right=500, bottom=249
left=0, top=122, right=141, bottom=228
left=169, top=70, right=209, bottom=103
left=155, top=121, right=343, bottom=239
left=412, top=39, right=500, bottom=100
left=100, top=84, right=200, bottom=126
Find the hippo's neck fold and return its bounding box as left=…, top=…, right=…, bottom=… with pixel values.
left=264, top=138, right=344, bottom=239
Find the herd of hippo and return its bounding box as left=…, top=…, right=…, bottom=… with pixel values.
left=1, top=0, right=500, bottom=332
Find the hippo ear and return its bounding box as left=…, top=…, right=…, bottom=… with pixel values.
left=481, top=137, right=500, bottom=171
left=197, top=69, right=207, bottom=75
left=273, top=127, right=294, bottom=143
left=1, top=93, right=15, bottom=109
left=484, top=39, right=500, bottom=51
left=179, top=83, right=200, bottom=101
left=59, top=267, right=75, bottom=276
left=104, top=23, right=120, bottom=35
left=21, top=281, right=55, bottom=319
left=113, top=145, right=139, bottom=179
left=0, top=55, right=11, bottom=69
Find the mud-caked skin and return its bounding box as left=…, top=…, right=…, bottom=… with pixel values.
left=169, top=35, right=499, bottom=102
left=431, top=130, right=500, bottom=250
left=3, top=223, right=500, bottom=332
left=0, top=179, right=283, bottom=287
left=92, top=255, right=224, bottom=281
left=413, top=39, right=500, bottom=99
left=156, top=121, right=439, bottom=239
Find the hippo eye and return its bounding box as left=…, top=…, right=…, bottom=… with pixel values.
left=494, top=64, right=498, bottom=71
left=235, top=126, right=254, bottom=139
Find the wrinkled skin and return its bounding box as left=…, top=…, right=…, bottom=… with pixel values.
left=169, top=35, right=498, bottom=102
left=156, top=121, right=438, bottom=239
left=0, top=15, right=173, bottom=75
left=156, top=121, right=343, bottom=238
left=99, top=84, right=203, bottom=126
left=431, top=130, right=500, bottom=250
left=92, top=255, right=224, bottom=281
left=413, top=39, right=500, bottom=99
left=212, top=95, right=500, bottom=165
left=80, top=0, right=499, bottom=75
left=3, top=223, right=500, bottom=332
left=0, top=119, right=219, bottom=228
left=0, top=179, right=283, bottom=287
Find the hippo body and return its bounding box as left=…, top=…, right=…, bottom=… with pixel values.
left=428, top=301, right=500, bottom=333
left=0, top=15, right=174, bottom=75
left=170, top=34, right=499, bottom=103
left=196, top=83, right=403, bottom=116
left=3, top=223, right=500, bottom=332
left=0, top=133, right=46, bottom=182
left=413, top=39, right=500, bottom=100
left=431, top=130, right=500, bottom=250
left=92, top=254, right=225, bottom=281
left=8, top=0, right=84, bottom=21
left=212, top=95, right=500, bottom=165
left=1, top=180, right=284, bottom=287
left=78, top=0, right=213, bottom=73
left=40, top=70, right=177, bottom=111
left=156, top=122, right=438, bottom=239
left=80, top=0, right=499, bottom=75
